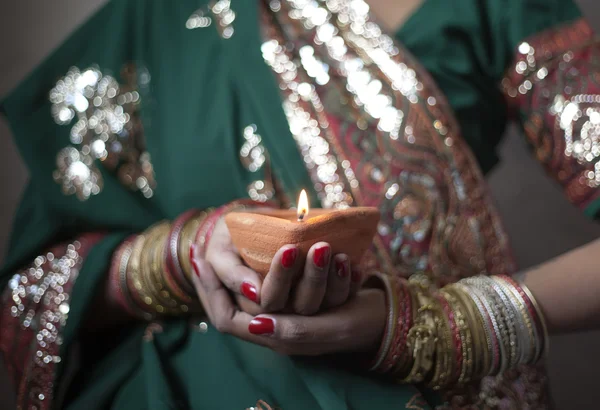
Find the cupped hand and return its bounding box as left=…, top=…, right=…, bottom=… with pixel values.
left=199, top=217, right=362, bottom=315
left=192, top=258, right=386, bottom=356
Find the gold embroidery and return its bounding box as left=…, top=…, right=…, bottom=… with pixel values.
left=186, top=0, right=236, bottom=39
left=502, top=19, right=600, bottom=207
left=240, top=124, right=275, bottom=202
left=261, top=38, right=355, bottom=209
left=50, top=65, right=156, bottom=200
left=1, top=237, right=100, bottom=410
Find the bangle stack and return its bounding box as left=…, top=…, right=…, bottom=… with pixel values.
left=369, top=273, right=548, bottom=389
left=108, top=200, right=264, bottom=320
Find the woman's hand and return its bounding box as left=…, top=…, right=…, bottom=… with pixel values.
left=198, top=218, right=361, bottom=315
left=192, top=258, right=386, bottom=355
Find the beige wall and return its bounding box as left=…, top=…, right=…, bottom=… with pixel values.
left=1, top=1, right=599, bottom=409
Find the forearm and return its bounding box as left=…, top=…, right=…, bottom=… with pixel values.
left=521, top=238, right=600, bottom=334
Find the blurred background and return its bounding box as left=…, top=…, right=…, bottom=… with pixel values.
left=0, top=1, right=599, bottom=409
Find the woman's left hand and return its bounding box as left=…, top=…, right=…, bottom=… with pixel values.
left=192, top=258, right=386, bottom=356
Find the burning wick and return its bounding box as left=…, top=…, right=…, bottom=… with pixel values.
left=297, top=189, right=309, bottom=222
left=297, top=209, right=307, bottom=222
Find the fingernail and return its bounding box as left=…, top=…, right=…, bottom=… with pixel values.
left=336, top=257, right=348, bottom=278
left=313, top=245, right=330, bottom=268
left=191, top=258, right=201, bottom=278
left=282, top=248, right=298, bottom=268
left=241, top=281, right=259, bottom=303
left=249, top=317, right=274, bottom=335
left=351, top=269, right=361, bottom=283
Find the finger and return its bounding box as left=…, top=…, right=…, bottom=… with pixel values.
left=250, top=289, right=386, bottom=356
left=235, top=293, right=265, bottom=316
left=322, top=254, right=351, bottom=309
left=190, top=257, right=222, bottom=321
left=191, top=257, right=267, bottom=341
left=260, top=245, right=301, bottom=312
left=348, top=264, right=364, bottom=298
left=292, top=242, right=331, bottom=315
left=207, top=245, right=263, bottom=305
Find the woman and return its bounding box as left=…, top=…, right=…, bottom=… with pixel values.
left=1, top=0, right=599, bottom=408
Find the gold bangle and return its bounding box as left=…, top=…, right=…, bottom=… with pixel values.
left=441, top=288, right=473, bottom=385
left=178, top=211, right=208, bottom=282
left=427, top=292, right=454, bottom=389
left=454, top=282, right=493, bottom=377
left=141, top=222, right=186, bottom=315
left=401, top=275, right=437, bottom=384
left=448, top=284, right=486, bottom=381
left=127, top=233, right=160, bottom=316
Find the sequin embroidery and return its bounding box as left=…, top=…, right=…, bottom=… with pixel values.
left=240, top=124, right=275, bottom=202
left=0, top=235, right=102, bottom=410
left=186, top=0, right=236, bottom=39
left=503, top=18, right=600, bottom=209
left=50, top=65, right=156, bottom=200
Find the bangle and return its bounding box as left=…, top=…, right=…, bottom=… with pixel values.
left=109, top=236, right=154, bottom=320
left=428, top=291, right=454, bottom=389
left=498, top=275, right=549, bottom=361
left=455, top=282, right=495, bottom=377
left=465, top=276, right=513, bottom=373
left=389, top=278, right=414, bottom=376
left=127, top=233, right=158, bottom=317
left=179, top=211, right=208, bottom=283
left=434, top=292, right=459, bottom=387
left=401, top=274, right=438, bottom=384
left=167, top=209, right=201, bottom=296
left=367, top=273, right=397, bottom=372
left=492, top=276, right=534, bottom=365
left=143, top=221, right=189, bottom=314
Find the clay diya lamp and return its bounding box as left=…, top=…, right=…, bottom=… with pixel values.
left=225, top=190, right=380, bottom=277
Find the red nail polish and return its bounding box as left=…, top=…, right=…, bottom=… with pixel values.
left=313, top=246, right=330, bottom=268
left=249, top=317, right=275, bottom=335
left=191, top=258, right=201, bottom=278
left=282, top=248, right=297, bottom=268
left=336, top=259, right=348, bottom=278
left=351, top=269, right=362, bottom=283
left=241, top=282, right=259, bottom=303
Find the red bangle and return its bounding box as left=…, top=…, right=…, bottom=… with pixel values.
left=438, top=292, right=461, bottom=383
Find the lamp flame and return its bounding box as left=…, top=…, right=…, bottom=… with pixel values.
left=297, top=189, right=309, bottom=221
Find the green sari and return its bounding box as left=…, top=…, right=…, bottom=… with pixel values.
left=1, top=0, right=591, bottom=408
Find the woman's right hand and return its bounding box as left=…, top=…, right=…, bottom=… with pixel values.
left=195, top=217, right=360, bottom=316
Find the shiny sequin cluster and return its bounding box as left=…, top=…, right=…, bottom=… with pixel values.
left=503, top=19, right=600, bottom=208
left=0, top=240, right=88, bottom=410
left=186, top=0, right=236, bottom=39
left=261, top=37, right=355, bottom=209
left=240, top=124, right=275, bottom=202
left=50, top=65, right=156, bottom=200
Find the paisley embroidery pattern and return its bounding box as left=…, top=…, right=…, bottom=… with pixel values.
left=0, top=235, right=102, bottom=410
left=502, top=18, right=600, bottom=210
left=50, top=65, right=156, bottom=200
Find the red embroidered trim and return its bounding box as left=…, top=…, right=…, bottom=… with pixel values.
left=0, top=233, right=103, bottom=410
left=503, top=18, right=600, bottom=210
